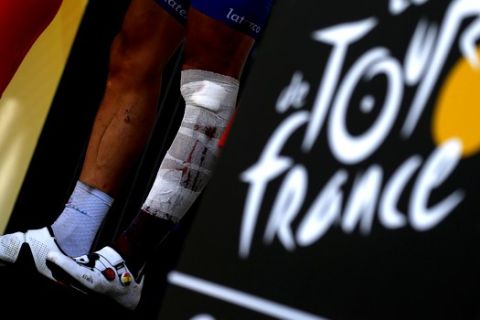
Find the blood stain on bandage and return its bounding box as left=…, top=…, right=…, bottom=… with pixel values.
left=193, top=124, right=218, bottom=139
left=180, top=141, right=213, bottom=192
left=204, top=126, right=217, bottom=139
left=177, top=125, right=219, bottom=191
left=181, top=140, right=199, bottom=190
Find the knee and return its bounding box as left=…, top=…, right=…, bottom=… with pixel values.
left=107, top=31, right=163, bottom=85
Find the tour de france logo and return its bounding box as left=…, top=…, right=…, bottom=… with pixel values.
left=434, top=46, right=480, bottom=158
left=238, top=0, right=480, bottom=259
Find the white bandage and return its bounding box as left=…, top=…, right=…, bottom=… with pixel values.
left=142, top=69, right=239, bottom=222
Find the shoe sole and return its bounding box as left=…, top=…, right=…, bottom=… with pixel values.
left=46, top=260, right=140, bottom=310
left=46, top=259, right=90, bottom=295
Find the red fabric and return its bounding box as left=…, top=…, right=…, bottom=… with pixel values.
left=218, top=111, right=237, bottom=149
left=0, top=0, right=62, bottom=96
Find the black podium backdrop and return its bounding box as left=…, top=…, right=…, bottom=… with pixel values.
left=158, top=0, right=480, bottom=319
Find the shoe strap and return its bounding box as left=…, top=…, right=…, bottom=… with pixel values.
left=96, top=246, right=125, bottom=266
left=96, top=246, right=137, bottom=286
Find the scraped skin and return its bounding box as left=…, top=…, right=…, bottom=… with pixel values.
left=79, top=0, right=185, bottom=196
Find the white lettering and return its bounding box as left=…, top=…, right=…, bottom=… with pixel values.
left=402, top=0, right=480, bottom=137
left=276, top=72, right=310, bottom=113
left=164, top=0, right=187, bottom=18
left=410, top=139, right=464, bottom=231
left=239, top=112, right=309, bottom=258
left=379, top=156, right=421, bottom=229
left=404, top=19, right=438, bottom=86
left=328, top=48, right=403, bottom=164
left=302, top=18, right=378, bottom=152
left=238, top=0, right=473, bottom=258
left=226, top=8, right=262, bottom=34
left=264, top=165, right=308, bottom=251
left=459, top=17, right=480, bottom=68
left=341, top=165, right=383, bottom=234
left=240, top=139, right=464, bottom=257
left=296, top=170, right=347, bottom=246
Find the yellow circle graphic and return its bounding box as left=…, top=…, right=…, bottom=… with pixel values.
left=433, top=48, right=480, bottom=158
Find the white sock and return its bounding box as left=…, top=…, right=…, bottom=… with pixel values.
left=51, top=180, right=113, bottom=256
left=142, top=69, right=239, bottom=222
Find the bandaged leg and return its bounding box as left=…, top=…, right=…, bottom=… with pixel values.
left=142, top=69, right=239, bottom=222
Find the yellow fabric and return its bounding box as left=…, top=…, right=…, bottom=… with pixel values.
left=0, top=0, right=88, bottom=233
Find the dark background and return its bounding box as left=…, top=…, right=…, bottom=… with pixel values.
left=3, top=0, right=480, bottom=319
left=159, top=0, right=480, bottom=319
